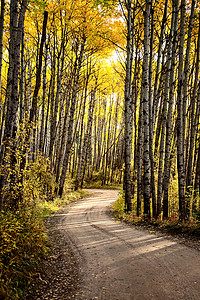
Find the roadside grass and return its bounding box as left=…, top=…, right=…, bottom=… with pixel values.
left=0, top=183, right=87, bottom=300
left=37, top=188, right=88, bottom=219
left=112, top=192, right=200, bottom=239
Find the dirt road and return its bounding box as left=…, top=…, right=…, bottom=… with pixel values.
left=54, top=189, right=200, bottom=300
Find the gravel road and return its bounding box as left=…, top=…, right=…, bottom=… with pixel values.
left=52, top=189, right=200, bottom=300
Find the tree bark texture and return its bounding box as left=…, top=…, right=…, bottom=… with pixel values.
left=124, top=0, right=134, bottom=212
left=177, top=0, right=186, bottom=219
left=0, top=0, right=5, bottom=90
left=142, top=0, right=151, bottom=217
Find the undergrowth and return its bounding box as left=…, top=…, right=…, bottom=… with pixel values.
left=83, top=179, right=122, bottom=190
left=84, top=182, right=122, bottom=190
left=113, top=193, right=200, bottom=238
left=82, top=170, right=123, bottom=190
left=0, top=208, right=49, bottom=299
left=0, top=157, right=86, bottom=300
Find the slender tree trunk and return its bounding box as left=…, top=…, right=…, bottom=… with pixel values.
left=20, top=10, right=48, bottom=171
left=0, top=97, right=5, bottom=147
left=91, top=112, right=97, bottom=178
left=194, top=86, right=200, bottom=205
left=0, top=0, right=5, bottom=90
left=56, top=95, right=65, bottom=162
left=29, top=11, right=48, bottom=124
left=177, top=0, right=186, bottom=220
left=75, top=71, right=90, bottom=190
left=142, top=0, right=151, bottom=217
left=39, top=42, right=48, bottom=153
left=110, top=97, right=119, bottom=182
left=0, top=0, right=28, bottom=209
left=186, top=13, right=200, bottom=216
left=19, top=26, right=25, bottom=123
left=96, top=102, right=105, bottom=170
left=137, top=96, right=143, bottom=216
left=157, top=0, right=176, bottom=218
left=80, top=90, right=96, bottom=188
left=1, top=0, right=27, bottom=149
left=59, top=38, right=85, bottom=197
left=49, top=36, right=66, bottom=167
left=163, top=0, right=179, bottom=218
left=183, top=0, right=196, bottom=160
left=104, top=103, right=112, bottom=185
left=152, top=0, right=168, bottom=129
left=132, top=39, right=139, bottom=173
left=124, top=0, right=134, bottom=212
left=43, top=76, right=52, bottom=156
left=149, top=7, right=156, bottom=218
left=55, top=91, right=71, bottom=183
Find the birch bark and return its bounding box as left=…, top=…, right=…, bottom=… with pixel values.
left=157, top=1, right=176, bottom=217
left=177, top=0, right=186, bottom=219
left=124, top=0, right=134, bottom=212
left=185, top=13, right=200, bottom=216
left=0, top=0, right=5, bottom=91
left=74, top=69, right=90, bottom=190
left=142, top=0, right=151, bottom=217
left=0, top=0, right=27, bottom=209
left=163, top=0, right=179, bottom=218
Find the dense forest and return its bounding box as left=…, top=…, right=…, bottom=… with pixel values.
left=1, top=0, right=200, bottom=219
left=1, top=0, right=200, bottom=297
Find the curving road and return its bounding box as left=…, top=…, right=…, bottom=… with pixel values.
left=54, top=189, right=200, bottom=300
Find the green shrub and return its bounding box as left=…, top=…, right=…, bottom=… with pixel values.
left=23, top=155, right=57, bottom=205
left=112, top=191, right=125, bottom=217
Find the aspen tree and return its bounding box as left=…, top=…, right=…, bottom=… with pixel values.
left=96, top=100, right=106, bottom=170
left=75, top=60, right=92, bottom=190
left=149, top=7, right=156, bottom=218
left=124, top=0, right=134, bottom=212
left=152, top=0, right=169, bottom=129
left=177, top=0, right=186, bottom=219
left=19, top=27, right=25, bottom=124
left=163, top=0, right=179, bottom=218
left=49, top=23, right=67, bottom=168
left=103, top=100, right=112, bottom=185
left=110, top=97, right=119, bottom=182
left=157, top=0, right=177, bottom=217
left=20, top=11, right=48, bottom=172
left=29, top=11, right=48, bottom=125
left=39, top=41, right=48, bottom=153
left=0, top=0, right=28, bottom=208
left=59, top=38, right=85, bottom=197
left=142, top=0, right=151, bottom=217
left=1, top=0, right=27, bottom=151
left=186, top=11, right=200, bottom=216
left=194, top=76, right=200, bottom=207
left=182, top=0, right=196, bottom=155
left=0, top=0, right=5, bottom=91
left=55, top=85, right=71, bottom=184
left=81, top=89, right=96, bottom=188
left=136, top=97, right=143, bottom=216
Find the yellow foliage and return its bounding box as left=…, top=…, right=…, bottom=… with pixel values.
left=0, top=209, right=49, bottom=299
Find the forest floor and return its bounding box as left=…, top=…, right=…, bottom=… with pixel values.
left=26, top=189, right=200, bottom=300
